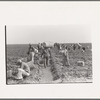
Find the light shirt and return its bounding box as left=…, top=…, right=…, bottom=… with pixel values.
left=21, top=62, right=30, bottom=73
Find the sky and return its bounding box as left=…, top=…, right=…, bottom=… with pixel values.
left=6, top=25, right=91, bottom=44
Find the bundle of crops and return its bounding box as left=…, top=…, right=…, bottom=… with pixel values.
left=12, top=67, right=19, bottom=76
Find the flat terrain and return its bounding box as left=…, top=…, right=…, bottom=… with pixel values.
left=6, top=43, right=92, bottom=84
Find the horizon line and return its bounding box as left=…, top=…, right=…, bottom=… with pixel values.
left=6, top=42, right=92, bottom=45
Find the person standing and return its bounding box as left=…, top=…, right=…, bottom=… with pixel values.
left=63, top=46, right=70, bottom=66
left=42, top=48, right=50, bottom=68
left=27, top=44, right=33, bottom=61
left=28, top=44, right=34, bottom=53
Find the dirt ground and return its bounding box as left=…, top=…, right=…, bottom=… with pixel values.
left=6, top=43, right=92, bottom=84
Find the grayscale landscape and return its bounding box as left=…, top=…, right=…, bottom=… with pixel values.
left=6, top=25, right=92, bottom=85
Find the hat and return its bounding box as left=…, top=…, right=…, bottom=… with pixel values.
left=17, top=59, right=22, bottom=65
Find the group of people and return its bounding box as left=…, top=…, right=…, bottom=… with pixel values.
left=8, top=42, right=70, bottom=80
left=38, top=43, right=52, bottom=67
left=37, top=42, right=70, bottom=67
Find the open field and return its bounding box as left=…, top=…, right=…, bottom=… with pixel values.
left=6, top=43, right=92, bottom=84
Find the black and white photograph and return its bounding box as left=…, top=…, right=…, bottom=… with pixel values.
left=1, top=1, right=100, bottom=98
left=6, top=25, right=92, bottom=85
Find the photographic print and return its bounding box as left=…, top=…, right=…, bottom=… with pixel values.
left=6, top=25, right=92, bottom=85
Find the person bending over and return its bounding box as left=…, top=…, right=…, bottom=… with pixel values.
left=14, top=59, right=30, bottom=80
